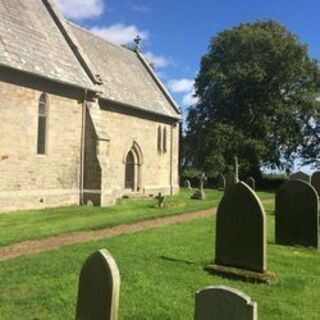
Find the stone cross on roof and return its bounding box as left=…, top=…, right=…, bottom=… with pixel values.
left=134, top=35, right=142, bottom=51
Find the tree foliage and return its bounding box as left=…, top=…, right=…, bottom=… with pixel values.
left=185, top=20, right=320, bottom=177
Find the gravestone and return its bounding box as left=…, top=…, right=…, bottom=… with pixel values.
left=290, top=171, right=310, bottom=183
left=246, top=177, right=256, bottom=190
left=275, top=180, right=319, bottom=248
left=191, top=173, right=207, bottom=200
left=224, top=172, right=236, bottom=192
left=207, top=182, right=275, bottom=282
left=156, top=192, right=164, bottom=207
left=184, top=179, right=192, bottom=190
left=195, top=286, right=257, bottom=320
left=217, top=174, right=226, bottom=191
left=76, top=249, right=120, bottom=320
left=234, top=156, right=239, bottom=182
left=311, top=171, right=320, bottom=196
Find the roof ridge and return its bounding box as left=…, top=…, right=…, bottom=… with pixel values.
left=67, top=20, right=137, bottom=56
left=42, top=0, right=102, bottom=87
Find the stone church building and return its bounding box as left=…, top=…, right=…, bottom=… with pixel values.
left=0, top=0, right=181, bottom=212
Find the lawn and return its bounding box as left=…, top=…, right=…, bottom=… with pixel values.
left=1, top=211, right=319, bottom=320
left=0, top=188, right=274, bottom=247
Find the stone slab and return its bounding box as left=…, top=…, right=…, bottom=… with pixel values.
left=215, top=182, right=266, bottom=272
left=275, top=180, right=319, bottom=248
left=76, top=249, right=120, bottom=320
left=195, top=286, right=257, bottom=320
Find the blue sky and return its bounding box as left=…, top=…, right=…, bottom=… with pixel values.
left=57, top=0, right=320, bottom=116
left=57, top=0, right=319, bottom=172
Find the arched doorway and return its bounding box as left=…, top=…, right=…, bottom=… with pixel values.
left=125, top=151, right=135, bottom=190
left=124, top=142, right=143, bottom=192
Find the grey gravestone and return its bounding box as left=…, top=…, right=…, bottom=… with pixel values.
left=234, top=156, right=239, bottom=182
left=191, top=173, right=207, bottom=200
left=184, top=179, right=192, bottom=190
left=290, top=171, right=310, bottom=183
left=217, top=174, right=226, bottom=191
left=156, top=192, right=164, bottom=207
left=76, top=249, right=120, bottom=320
left=224, top=172, right=236, bottom=192
left=195, top=286, right=257, bottom=320
left=215, top=182, right=266, bottom=272
left=311, top=171, right=320, bottom=196
left=275, top=180, right=319, bottom=248
left=246, top=177, right=256, bottom=190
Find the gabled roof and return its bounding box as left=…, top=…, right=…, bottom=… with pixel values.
left=0, top=0, right=181, bottom=119
left=0, top=0, right=95, bottom=90
left=69, top=22, right=181, bottom=119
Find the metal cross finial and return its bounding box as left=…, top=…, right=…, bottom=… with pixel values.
left=134, top=35, right=142, bottom=51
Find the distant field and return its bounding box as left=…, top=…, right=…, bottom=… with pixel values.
left=0, top=212, right=319, bottom=319
left=0, top=188, right=274, bottom=247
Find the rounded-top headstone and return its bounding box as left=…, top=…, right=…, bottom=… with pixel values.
left=275, top=180, right=319, bottom=248
left=246, top=177, right=256, bottom=190
left=215, top=182, right=266, bottom=272
left=224, top=172, right=237, bottom=192
left=311, top=171, right=320, bottom=196
left=217, top=174, right=226, bottom=190
left=195, top=286, right=257, bottom=320
left=290, top=171, right=310, bottom=183
left=76, top=249, right=120, bottom=320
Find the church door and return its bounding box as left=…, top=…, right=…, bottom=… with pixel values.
left=125, top=151, right=135, bottom=190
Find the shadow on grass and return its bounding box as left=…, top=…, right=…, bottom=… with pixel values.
left=159, top=255, right=197, bottom=266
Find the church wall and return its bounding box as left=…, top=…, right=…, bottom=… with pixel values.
left=0, top=80, right=83, bottom=212
left=97, top=102, right=180, bottom=205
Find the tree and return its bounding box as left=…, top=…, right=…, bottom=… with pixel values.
left=186, top=20, right=320, bottom=178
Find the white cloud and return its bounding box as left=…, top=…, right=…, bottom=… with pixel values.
left=182, top=90, right=199, bottom=106
left=144, top=52, right=171, bottom=69
left=90, top=24, right=149, bottom=45
left=167, top=78, right=194, bottom=93
left=56, top=0, right=104, bottom=20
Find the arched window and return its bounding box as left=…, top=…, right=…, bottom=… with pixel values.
left=157, top=126, right=162, bottom=152
left=37, top=93, right=48, bottom=154
left=163, top=126, right=167, bottom=153
left=125, top=151, right=135, bottom=190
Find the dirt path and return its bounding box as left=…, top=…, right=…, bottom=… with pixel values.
left=0, top=198, right=274, bottom=262
left=0, top=208, right=216, bottom=262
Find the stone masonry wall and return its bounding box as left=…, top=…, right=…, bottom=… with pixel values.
left=96, top=103, right=180, bottom=205
left=0, top=81, right=82, bottom=212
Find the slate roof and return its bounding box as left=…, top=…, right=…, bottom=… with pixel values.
left=0, top=0, right=180, bottom=118
left=0, top=0, right=95, bottom=90
left=69, top=22, right=181, bottom=118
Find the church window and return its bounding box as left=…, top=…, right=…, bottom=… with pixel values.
left=163, top=126, right=167, bottom=152
left=37, top=93, right=48, bottom=155
left=157, top=126, right=162, bottom=152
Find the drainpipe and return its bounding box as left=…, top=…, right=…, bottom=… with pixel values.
left=80, top=89, right=88, bottom=205
left=170, top=123, right=174, bottom=195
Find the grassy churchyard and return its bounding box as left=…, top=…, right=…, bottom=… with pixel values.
left=1, top=187, right=320, bottom=319
left=1, top=200, right=320, bottom=319
left=0, top=188, right=274, bottom=247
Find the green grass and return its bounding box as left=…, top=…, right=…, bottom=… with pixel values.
left=0, top=189, right=273, bottom=247
left=0, top=213, right=319, bottom=319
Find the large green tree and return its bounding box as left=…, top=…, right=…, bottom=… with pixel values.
left=186, top=20, right=320, bottom=178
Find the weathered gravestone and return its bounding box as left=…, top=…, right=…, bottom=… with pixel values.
left=311, top=171, right=320, bottom=196
left=191, top=173, right=207, bottom=200
left=246, top=177, right=256, bottom=190
left=290, top=171, right=310, bottom=183
left=217, top=174, right=226, bottom=191
left=275, top=180, right=319, bottom=248
left=156, top=192, right=165, bottom=207
left=207, top=182, right=274, bottom=282
left=76, top=249, right=120, bottom=320
left=184, top=179, right=192, bottom=190
left=194, top=286, right=257, bottom=320
left=224, top=172, right=237, bottom=192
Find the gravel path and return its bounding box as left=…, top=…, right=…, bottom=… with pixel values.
left=0, top=198, right=274, bottom=262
